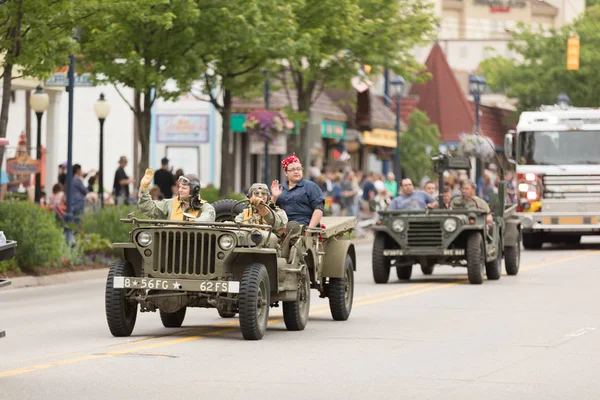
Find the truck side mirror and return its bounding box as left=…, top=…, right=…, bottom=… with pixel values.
left=504, top=131, right=515, bottom=163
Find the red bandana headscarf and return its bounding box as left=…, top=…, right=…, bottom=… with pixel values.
left=281, top=153, right=301, bottom=171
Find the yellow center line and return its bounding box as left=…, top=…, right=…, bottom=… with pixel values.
left=2, top=250, right=597, bottom=378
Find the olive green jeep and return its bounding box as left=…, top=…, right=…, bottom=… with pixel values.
left=105, top=199, right=356, bottom=341
left=372, top=155, right=521, bottom=285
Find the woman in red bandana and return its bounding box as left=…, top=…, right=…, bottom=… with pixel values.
left=271, top=153, right=325, bottom=228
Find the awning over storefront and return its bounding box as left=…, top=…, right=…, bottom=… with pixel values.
left=363, top=128, right=397, bottom=148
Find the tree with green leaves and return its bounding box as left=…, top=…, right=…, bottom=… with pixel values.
left=80, top=0, right=204, bottom=179
left=278, top=0, right=438, bottom=167
left=191, top=0, right=297, bottom=196
left=0, top=0, right=95, bottom=171
left=479, top=7, right=600, bottom=113
left=399, top=110, right=440, bottom=184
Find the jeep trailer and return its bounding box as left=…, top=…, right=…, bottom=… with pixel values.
left=105, top=202, right=356, bottom=341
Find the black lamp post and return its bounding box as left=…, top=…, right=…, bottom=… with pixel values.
left=263, top=70, right=270, bottom=184
left=469, top=73, right=487, bottom=185
left=94, top=93, right=110, bottom=207
left=30, top=85, right=49, bottom=204
left=391, top=75, right=405, bottom=190
left=557, top=93, right=570, bottom=107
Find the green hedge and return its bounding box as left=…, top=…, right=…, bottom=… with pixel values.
left=0, top=200, right=64, bottom=273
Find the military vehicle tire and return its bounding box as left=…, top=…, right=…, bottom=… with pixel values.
left=283, top=266, right=311, bottom=330
left=466, top=232, right=485, bottom=284
left=485, top=238, right=502, bottom=280
left=396, top=265, right=412, bottom=280
left=105, top=260, right=138, bottom=337
left=372, top=233, right=391, bottom=283
left=218, top=309, right=237, bottom=318
left=160, top=308, right=186, bottom=328
left=420, top=261, right=435, bottom=275
left=238, top=263, right=270, bottom=340
left=522, top=233, right=542, bottom=250
left=213, top=199, right=246, bottom=222
left=328, top=254, right=354, bottom=321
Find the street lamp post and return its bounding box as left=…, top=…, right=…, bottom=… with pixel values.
left=391, top=75, right=405, bottom=191
left=65, top=27, right=81, bottom=230
left=263, top=70, right=270, bottom=184
left=468, top=73, right=487, bottom=186
left=29, top=85, right=49, bottom=204
left=94, top=93, right=111, bottom=208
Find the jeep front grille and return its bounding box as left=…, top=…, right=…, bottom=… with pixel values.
left=407, top=221, right=442, bottom=247
left=152, top=231, right=217, bottom=276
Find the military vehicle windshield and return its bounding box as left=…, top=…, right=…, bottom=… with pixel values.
left=518, top=130, right=600, bottom=165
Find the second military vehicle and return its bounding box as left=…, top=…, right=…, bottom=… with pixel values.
left=371, top=154, right=521, bottom=285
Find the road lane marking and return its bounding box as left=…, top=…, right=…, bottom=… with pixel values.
left=2, top=250, right=597, bottom=378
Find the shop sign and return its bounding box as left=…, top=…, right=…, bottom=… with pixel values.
left=156, top=114, right=209, bottom=143
left=6, top=153, right=41, bottom=174
left=363, top=128, right=397, bottom=148
left=249, top=132, right=287, bottom=155
left=321, top=121, right=346, bottom=139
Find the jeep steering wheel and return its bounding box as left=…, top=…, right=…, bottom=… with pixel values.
left=449, top=195, right=479, bottom=210
left=231, top=198, right=276, bottom=244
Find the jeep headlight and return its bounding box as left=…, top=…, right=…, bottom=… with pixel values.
left=218, top=234, right=235, bottom=250
left=392, top=219, right=406, bottom=232
left=443, top=218, right=457, bottom=232
left=137, top=231, right=152, bottom=247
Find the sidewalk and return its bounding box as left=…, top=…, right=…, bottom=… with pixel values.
left=6, top=235, right=374, bottom=290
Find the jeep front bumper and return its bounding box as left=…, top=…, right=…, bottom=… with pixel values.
left=383, top=248, right=465, bottom=257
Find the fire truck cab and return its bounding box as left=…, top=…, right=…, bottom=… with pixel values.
left=505, top=104, right=600, bottom=249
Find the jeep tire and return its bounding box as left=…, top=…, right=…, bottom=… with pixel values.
left=420, top=260, right=435, bottom=275
left=213, top=199, right=246, bottom=223
left=466, top=232, right=485, bottom=284
left=328, top=254, right=354, bottom=321
left=160, top=308, right=187, bottom=328
left=504, top=231, right=521, bottom=275
left=396, top=264, right=413, bottom=280
left=485, top=238, right=502, bottom=280
left=105, top=260, right=138, bottom=337
left=238, top=263, right=270, bottom=340
left=283, top=265, right=311, bottom=330
left=372, top=233, right=391, bottom=283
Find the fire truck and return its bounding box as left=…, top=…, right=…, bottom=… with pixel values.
left=504, top=104, right=600, bottom=249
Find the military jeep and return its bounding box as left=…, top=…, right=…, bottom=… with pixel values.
left=105, top=199, right=357, bottom=341
left=372, top=155, right=521, bottom=285
left=0, top=239, right=17, bottom=338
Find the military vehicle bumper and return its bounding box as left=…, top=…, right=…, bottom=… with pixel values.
left=113, top=276, right=240, bottom=293
left=0, top=240, right=16, bottom=261
left=382, top=248, right=465, bottom=257
left=518, top=212, right=600, bottom=233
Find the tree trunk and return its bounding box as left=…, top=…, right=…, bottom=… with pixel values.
left=0, top=62, right=13, bottom=170
left=219, top=89, right=233, bottom=197
left=296, top=86, right=313, bottom=169
left=134, top=89, right=151, bottom=180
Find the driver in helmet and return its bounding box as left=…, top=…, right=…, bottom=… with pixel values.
left=451, top=179, right=493, bottom=224
left=138, top=168, right=216, bottom=221
left=235, top=183, right=288, bottom=235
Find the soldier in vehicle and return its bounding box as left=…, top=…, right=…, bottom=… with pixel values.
left=388, top=178, right=438, bottom=210
left=138, top=169, right=216, bottom=221
left=451, top=179, right=493, bottom=224
left=235, top=183, right=288, bottom=235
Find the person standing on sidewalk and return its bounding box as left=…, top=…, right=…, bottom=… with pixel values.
left=153, top=157, right=176, bottom=199
left=113, top=156, right=135, bottom=205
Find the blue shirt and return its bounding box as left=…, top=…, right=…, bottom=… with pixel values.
left=276, top=179, right=324, bottom=226
left=388, top=191, right=435, bottom=211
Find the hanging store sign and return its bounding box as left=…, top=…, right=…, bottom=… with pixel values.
left=363, top=128, right=397, bottom=148
left=6, top=153, right=41, bottom=174
left=321, top=121, right=346, bottom=139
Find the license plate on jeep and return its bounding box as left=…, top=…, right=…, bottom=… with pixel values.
left=113, top=277, right=240, bottom=293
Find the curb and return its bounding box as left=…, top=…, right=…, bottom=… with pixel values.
left=6, top=237, right=374, bottom=290
left=7, top=268, right=109, bottom=290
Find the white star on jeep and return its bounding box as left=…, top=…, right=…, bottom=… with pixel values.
left=133, top=281, right=138, bottom=286
left=173, top=281, right=180, bottom=289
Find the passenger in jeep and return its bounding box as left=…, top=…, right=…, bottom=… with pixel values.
left=138, top=169, right=215, bottom=222
left=235, top=183, right=288, bottom=235
left=270, top=153, right=325, bottom=231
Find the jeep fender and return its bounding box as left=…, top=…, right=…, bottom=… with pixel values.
left=229, top=250, right=279, bottom=292
left=322, top=239, right=356, bottom=278
left=504, top=218, right=521, bottom=247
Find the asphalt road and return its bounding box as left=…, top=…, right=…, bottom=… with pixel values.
left=2, top=239, right=600, bottom=399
